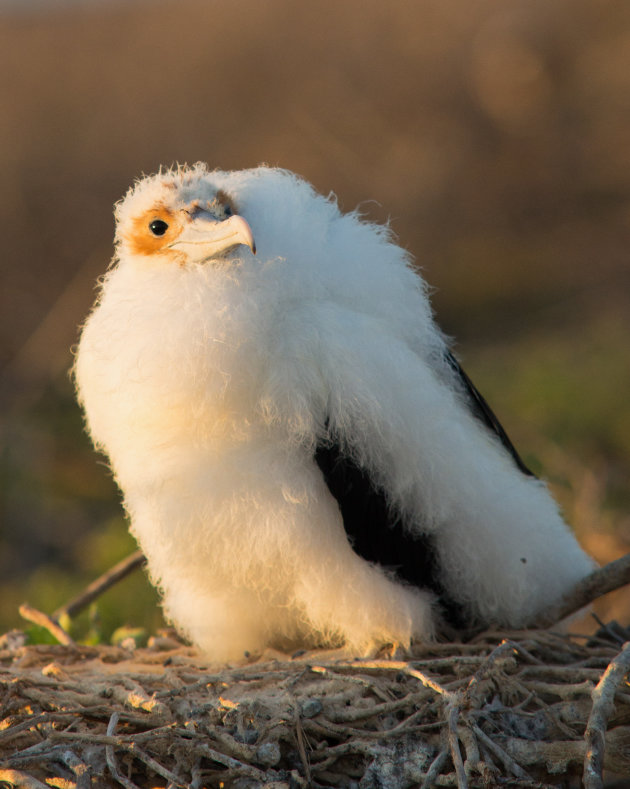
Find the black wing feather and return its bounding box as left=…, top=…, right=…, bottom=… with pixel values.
left=443, top=349, right=535, bottom=477
left=314, top=436, right=466, bottom=627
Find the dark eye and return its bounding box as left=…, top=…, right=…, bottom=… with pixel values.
left=223, top=203, right=232, bottom=217
left=149, top=219, right=169, bottom=236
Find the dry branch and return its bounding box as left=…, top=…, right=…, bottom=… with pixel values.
left=18, top=604, right=75, bottom=646
left=583, top=640, right=630, bottom=789
left=472, top=723, right=531, bottom=782
left=421, top=747, right=448, bottom=789
left=446, top=700, right=467, bottom=789
left=53, top=550, right=146, bottom=622
left=105, top=713, right=141, bottom=789
left=0, top=769, right=50, bottom=789
left=536, top=552, right=630, bottom=628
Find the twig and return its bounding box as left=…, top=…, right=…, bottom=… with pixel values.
left=294, top=711, right=312, bottom=785
left=327, top=690, right=429, bottom=723
left=0, top=714, right=54, bottom=744
left=446, top=699, right=468, bottom=789
left=536, top=553, right=630, bottom=628
left=301, top=715, right=376, bottom=741
left=126, top=743, right=186, bottom=788
left=308, top=739, right=377, bottom=767
left=590, top=612, right=627, bottom=645
left=47, top=727, right=192, bottom=748
left=583, top=641, right=630, bottom=789
left=523, top=679, right=595, bottom=701
left=376, top=707, right=444, bottom=736
left=463, top=639, right=517, bottom=705
left=53, top=549, right=146, bottom=621
left=324, top=659, right=454, bottom=698
left=105, top=712, right=141, bottom=789
left=18, top=604, right=75, bottom=646
left=472, top=724, right=532, bottom=781
left=421, top=747, right=449, bottom=789
left=0, top=769, right=51, bottom=789
left=520, top=666, right=606, bottom=682
left=510, top=641, right=545, bottom=666
left=59, top=750, right=91, bottom=789
left=196, top=743, right=267, bottom=780
left=458, top=723, right=480, bottom=777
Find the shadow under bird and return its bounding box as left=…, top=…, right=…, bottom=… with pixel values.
left=74, top=164, right=595, bottom=661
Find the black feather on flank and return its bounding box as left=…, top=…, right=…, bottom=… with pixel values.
left=314, top=436, right=467, bottom=629
left=443, top=350, right=536, bottom=478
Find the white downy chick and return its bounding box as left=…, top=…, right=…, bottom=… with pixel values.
left=75, top=164, right=594, bottom=661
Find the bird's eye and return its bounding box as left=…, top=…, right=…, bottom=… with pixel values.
left=149, top=219, right=169, bottom=236
left=223, top=203, right=232, bottom=217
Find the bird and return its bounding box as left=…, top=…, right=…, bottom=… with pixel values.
left=74, top=163, right=595, bottom=661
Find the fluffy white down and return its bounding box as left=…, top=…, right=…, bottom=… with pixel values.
left=75, top=165, right=595, bottom=661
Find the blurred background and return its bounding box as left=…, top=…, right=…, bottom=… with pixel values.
left=1, top=0, right=629, bottom=642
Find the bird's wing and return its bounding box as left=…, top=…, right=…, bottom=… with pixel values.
left=442, top=349, right=535, bottom=478
left=314, top=347, right=533, bottom=627
left=314, top=426, right=466, bottom=627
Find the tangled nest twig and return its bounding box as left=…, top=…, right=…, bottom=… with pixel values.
left=1, top=627, right=630, bottom=789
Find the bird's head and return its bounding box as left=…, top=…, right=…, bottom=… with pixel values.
left=114, top=166, right=256, bottom=267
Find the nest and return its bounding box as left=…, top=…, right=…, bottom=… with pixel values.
left=1, top=627, right=630, bottom=789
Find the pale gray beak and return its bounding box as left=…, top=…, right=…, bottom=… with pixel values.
left=169, top=214, right=256, bottom=261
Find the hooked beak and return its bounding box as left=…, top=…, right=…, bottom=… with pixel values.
left=169, top=214, right=256, bottom=262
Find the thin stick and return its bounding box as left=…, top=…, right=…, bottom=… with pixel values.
left=323, top=660, right=452, bottom=697
left=59, top=750, right=91, bottom=789
left=105, top=712, right=141, bottom=789
left=583, top=641, right=630, bottom=789
left=196, top=743, right=267, bottom=780
left=0, top=769, right=51, bottom=789
left=446, top=700, right=468, bottom=789
left=536, top=553, right=630, bottom=628
left=328, top=690, right=429, bottom=723
left=472, top=724, right=532, bottom=781
left=0, top=770, right=50, bottom=789
left=53, top=549, right=146, bottom=621
left=294, top=712, right=312, bottom=785
left=463, top=639, right=517, bottom=704
left=421, top=747, right=448, bottom=789
left=18, top=603, right=75, bottom=646
left=126, top=743, right=186, bottom=788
